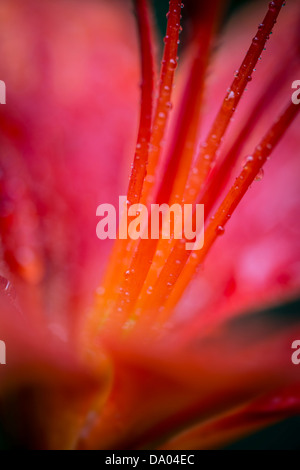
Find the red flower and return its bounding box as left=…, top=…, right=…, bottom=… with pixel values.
left=0, top=0, right=299, bottom=449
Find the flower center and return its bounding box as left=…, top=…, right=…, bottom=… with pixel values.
left=85, top=0, right=298, bottom=339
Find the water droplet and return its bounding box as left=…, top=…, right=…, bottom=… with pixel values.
left=0, top=276, right=15, bottom=299
left=216, top=225, right=225, bottom=236
left=242, top=155, right=254, bottom=167
left=123, top=320, right=135, bottom=330
left=255, top=168, right=264, bottom=181
left=169, top=59, right=177, bottom=70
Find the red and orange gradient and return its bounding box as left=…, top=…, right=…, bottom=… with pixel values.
left=0, top=0, right=299, bottom=450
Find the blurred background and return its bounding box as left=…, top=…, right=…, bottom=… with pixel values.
left=153, top=0, right=253, bottom=35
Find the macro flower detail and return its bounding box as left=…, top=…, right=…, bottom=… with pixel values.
left=0, top=0, right=299, bottom=450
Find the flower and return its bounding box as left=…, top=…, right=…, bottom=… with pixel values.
left=0, top=0, right=299, bottom=450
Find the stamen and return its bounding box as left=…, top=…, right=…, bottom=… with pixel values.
left=197, top=52, right=295, bottom=220
left=127, top=0, right=155, bottom=206
left=155, top=1, right=221, bottom=206
left=148, top=101, right=299, bottom=325
left=129, top=0, right=289, bottom=321
left=91, top=0, right=183, bottom=327
left=88, top=0, right=294, bottom=337
left=90, top=0, right=155, bottom=323
left=112, top=2, right=222, bottom=324
left=141, top=0, right=183, bottom=205
left=183, top=0, right=286, bottom=205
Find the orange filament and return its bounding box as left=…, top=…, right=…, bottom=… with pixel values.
left=127, top=0, right=155, bottom=206
left=95, top=0, right=155, bottom=316
left=106, top=1, right=221, bottom=324
left=194, top=50, right=296, bottom=223
left=183, top=0, right=286, bottom=205
left=152, top=101, right=300, bottom=325
left=118, top=0, right=287, bottom=327
left=90, top=0, right=183, bottom=326
left=140, top=0, right=183, bottom=206
left=119, top=0, right=287, bottom=325
left=85, top=0, right=297, bottom=339
left=155, top=0, right=222, bottom=207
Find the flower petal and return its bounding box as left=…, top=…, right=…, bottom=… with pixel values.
left=0, top=0, right=140, bottom=321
